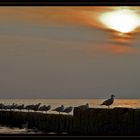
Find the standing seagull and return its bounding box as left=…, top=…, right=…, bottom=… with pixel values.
left=63, top=106, right=73, bottom=114
left=100, top=94, right=115, bottom=108
left=52, top=105, right=64, bottom=114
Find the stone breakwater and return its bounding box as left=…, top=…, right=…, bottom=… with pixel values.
left=0, top=107, right=140, bottom=135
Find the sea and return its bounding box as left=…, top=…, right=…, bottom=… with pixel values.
left=0, top=99, right=139, bottom=134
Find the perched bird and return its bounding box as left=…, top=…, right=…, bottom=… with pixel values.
left=33, top=103, right=41, bottom=111
left=52, top=105, right=64, bottom=114
left=63, top=106, right=73, bottom=114
left=16, top=104, right=24, bottom=111
left=24, top=103, right=41, bottom=112
left=39, top=105, right=51, bottom=112
left=100, top=94, right=115, bottom=108
left=77, top=103, right=89, bottom=110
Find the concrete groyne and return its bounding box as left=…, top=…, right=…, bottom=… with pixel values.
left=0, top=107, right=140, bottom=135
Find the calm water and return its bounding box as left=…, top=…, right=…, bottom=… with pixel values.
left=0, top=99, right=140, bottom=134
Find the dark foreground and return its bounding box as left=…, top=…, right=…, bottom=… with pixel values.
left=0, top=107, right=140, bottom=135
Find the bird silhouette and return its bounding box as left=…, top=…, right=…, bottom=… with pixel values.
left=63, top=106, right=73, bottom=114
left=77, top=103, right=89, bottom=110
left=52, top=105, right=64, bottom=114
left=100, top=94, right=115, bottom=108
left=39, top=105, right=51, bottom=112
left=16, top=104, right=24, bottom=111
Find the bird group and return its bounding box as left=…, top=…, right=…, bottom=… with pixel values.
left=0, top=103, right=73, bottom=114
left=0, top=103, right=51, bottom=112
left=52, top=103, right=89, bottom=114
left=0, top=103, right=90, bottom=114
left=0, top=94, right=115, bottom=114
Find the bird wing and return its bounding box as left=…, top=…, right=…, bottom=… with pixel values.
left=63, top=107, right=68, bottom=112
left=102, top=98, right=112, bottom=105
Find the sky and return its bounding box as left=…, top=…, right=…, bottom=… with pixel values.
left=0, top=6, right=140, bottom=99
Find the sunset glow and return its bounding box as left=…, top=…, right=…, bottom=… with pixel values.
left=0, top=7, right=140, bottom=99
left=99, top=9, right=140, bottom=33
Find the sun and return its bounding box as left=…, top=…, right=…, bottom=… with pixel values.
left=99, top=9, right=140, bottom=33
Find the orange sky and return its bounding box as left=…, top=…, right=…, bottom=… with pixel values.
left=0, top=6, right=140, bottom=51
left=0, top=7, right=112, bottom=29
left=0, top=7, right=140, bottom=28
left=0, top=7, right=140, bottom=98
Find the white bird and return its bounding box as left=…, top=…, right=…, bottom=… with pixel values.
left=77, top=103, right=89, bottom=110
left=52, top=105, right=64, bottom=114
left=100, top=94, right=115, bottom=108
left=63, top=106, right=73, bottom=114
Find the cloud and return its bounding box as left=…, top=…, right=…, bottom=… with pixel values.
left=1, top=7, right=140, bottom=39
left=0, top=7, right=140, bottom=56
left=0, top=7, right=139, bottom=28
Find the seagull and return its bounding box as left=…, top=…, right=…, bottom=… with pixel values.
left=77, top=103, right=89, bottom=110
left=44, top=105, right=51, bottom=112
left=52, top=105, right=64, bottom=114
left=63, top=106, right=73, bottom=114
left=100, top=94, right=115, bottom=108
left=39, top=105, right=51, bottom=112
